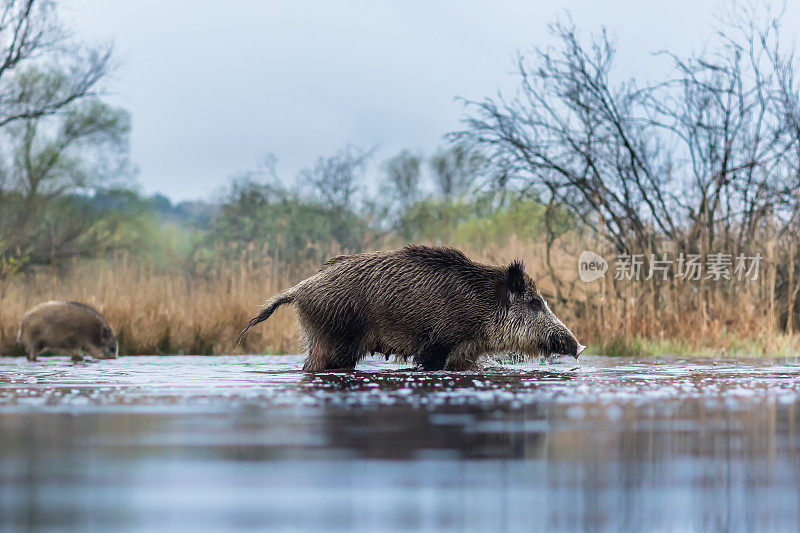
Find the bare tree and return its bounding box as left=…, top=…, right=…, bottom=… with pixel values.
left=762, top=5, right=800, bottom=237
left=452, top=5, right=799, bottom=258
left=0, top=0, right=112, bottom=131
left=384, top=149, right=421, bottom=211
left=299, top=146, right=372, bottom=210
left=643, top=1, right=794, bottom=254
left=430, top=145, right=483, bottom=200
left=451, top=20, right=675, bottom=254
left=452, top=2, right=800, bottom=330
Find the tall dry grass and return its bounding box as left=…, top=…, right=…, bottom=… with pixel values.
left=0, top=256, right=308, bottom=355
left=492, top=235, right=799, bottom=356
left=1, top=238, right=798, bottom=356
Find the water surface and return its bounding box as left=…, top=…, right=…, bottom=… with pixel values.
left=1, top=355, right=800, bottom=532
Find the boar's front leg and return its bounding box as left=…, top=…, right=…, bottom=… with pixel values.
left=444, top=356, right=480, bottom=371
left=415, top=342, right=455, bottom=371
left=26, top=340, right=45, bottom=362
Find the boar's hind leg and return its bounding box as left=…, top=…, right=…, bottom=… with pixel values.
left=303, top=334, right=331, bottom=371
left=303, top=334, right=362, bottom=371
left=301, top=306, right=367, bottom=371
left=303, top=330, right=365, bottom=371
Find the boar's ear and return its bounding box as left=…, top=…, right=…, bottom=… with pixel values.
left=505, top=260, right=526, bottom=300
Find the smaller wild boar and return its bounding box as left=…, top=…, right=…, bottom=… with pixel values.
left=17, top=301, right=119, bottom=362
left=239, top=245, right=585, bottom=371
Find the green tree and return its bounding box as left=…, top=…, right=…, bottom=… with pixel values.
left=0, top=0, right=124, bottom=276
left=207, top=156, right=369, bottom=265
left=0, top=76, right=131, bottom=272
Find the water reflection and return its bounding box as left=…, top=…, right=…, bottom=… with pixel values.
left=1, top=355, right=799, bottom=531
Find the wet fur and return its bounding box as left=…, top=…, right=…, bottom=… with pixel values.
left=239, top=245, right=580, bottom=371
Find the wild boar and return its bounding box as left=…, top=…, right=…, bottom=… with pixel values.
left=239, top=245, right=585, bottom=371
left=17, top=301, right=119, bottom=362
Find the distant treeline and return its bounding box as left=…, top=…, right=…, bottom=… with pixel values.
left=1, top=0, right=799, bottom=355
left=1, top=145, right=565, bottom=270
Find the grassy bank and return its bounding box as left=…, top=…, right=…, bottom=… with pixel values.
left=1, top=239, right=798, bottom=358
left=590, top=335, right=800, bottom=359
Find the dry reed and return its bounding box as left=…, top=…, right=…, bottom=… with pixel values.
left=1, top=238, right=798, bottom=357
left=0, top=257, right=306, bottom=355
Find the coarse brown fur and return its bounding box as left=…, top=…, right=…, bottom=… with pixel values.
left=239, top=245, right=584, bottom=371
left=17, top=301, right=119, bottom=362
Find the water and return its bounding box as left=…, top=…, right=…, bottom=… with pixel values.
left=1, top=355, right=800, bottom=532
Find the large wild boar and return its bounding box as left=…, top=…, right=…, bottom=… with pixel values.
left=239, top=245, right=584, bottom=371
left=17, top=301, right=119, bottom=362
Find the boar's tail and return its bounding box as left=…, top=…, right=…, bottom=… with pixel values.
left=234, top=290, right=296, bottom=348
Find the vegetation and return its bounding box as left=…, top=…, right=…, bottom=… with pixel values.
left=452, top=3, right=800, bottom=343
left=1, top=0, right=799, bottom=356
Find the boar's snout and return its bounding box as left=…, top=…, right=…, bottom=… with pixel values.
left=104, top=339, right=119, bottom=359
left=100, top=326, right=119, bottom=359
left=546, top=325, right=584, bottom=359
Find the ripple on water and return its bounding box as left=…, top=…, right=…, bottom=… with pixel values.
left=0, top=354, right=799, bottom=413
left=3, top=355, right=800, bottom=531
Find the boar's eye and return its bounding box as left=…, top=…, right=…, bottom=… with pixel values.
left=529, top=295, right=545, bottom=312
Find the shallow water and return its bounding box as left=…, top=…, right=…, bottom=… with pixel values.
left=2, top=354, right=800, bottom=532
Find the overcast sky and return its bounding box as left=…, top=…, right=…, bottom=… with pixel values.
left=64, top=1, right=799, bottom=201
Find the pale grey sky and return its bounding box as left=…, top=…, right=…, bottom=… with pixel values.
left=64, top=1, right=799, bottom=201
